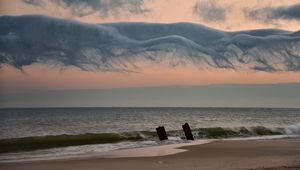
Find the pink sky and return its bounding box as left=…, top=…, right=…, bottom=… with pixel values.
left=1, top=63, right=300, bottom=93
left=0, top=0, right=300, bottom=93
left=1, top=0, right=300, bottom=31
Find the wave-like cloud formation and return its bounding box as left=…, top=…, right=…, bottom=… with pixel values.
left=0, top=15, right=300, bottom=72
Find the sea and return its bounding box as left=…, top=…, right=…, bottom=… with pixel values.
left=0, top=107, right=300, bottom=162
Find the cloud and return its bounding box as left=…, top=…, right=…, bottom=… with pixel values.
left=22, top=0, right=46, bottom=7
left=245, top=3, right=300, bottom=24
left=193, top=0, right=226, bottom=22
left=0, top=15, right=300, bottom=72
left=22, top=0, right=149, bottom=18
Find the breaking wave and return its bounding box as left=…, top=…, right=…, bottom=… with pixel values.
left=0, top=126, right=291, bottom=153
left=285, top=122, right=300, bottom=135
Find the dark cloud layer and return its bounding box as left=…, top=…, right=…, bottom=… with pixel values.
left=23, top=0, right=46, bottom=7
left=23, top=0, right=149, bottom=18
left=193, top=0, right=226, bottom=22
left=245, top=3, right=300, bottom=24
left=0, top=15, right=300, bottom=72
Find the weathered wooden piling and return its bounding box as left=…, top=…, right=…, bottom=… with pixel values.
left=156, top=126, right=168, bottom=140
left=182, top=123, right=194, bottom=140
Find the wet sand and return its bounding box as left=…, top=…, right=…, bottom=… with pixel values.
left=1, top=138, right=300, bottom=170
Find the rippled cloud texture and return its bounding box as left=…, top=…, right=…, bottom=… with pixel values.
left=1, top=15, right=300, bottom=72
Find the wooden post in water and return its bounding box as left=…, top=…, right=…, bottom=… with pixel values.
left=156, top=126, right=168, bottom=140
left=182, top=123, right=194, bottom=140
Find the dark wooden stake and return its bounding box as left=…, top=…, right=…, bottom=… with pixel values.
left=182, top=123, right=194, bottom=140
left=156, top=126, right=168, bottom=140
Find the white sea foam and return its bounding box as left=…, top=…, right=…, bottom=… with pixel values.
left=0, top=140, right=157, bottom=163
left=285, top=122, right=300, bottom=135
left=1, top=134, right=298, bottom=163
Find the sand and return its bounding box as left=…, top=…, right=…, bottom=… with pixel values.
left=1, top=138, right=300, bottom=170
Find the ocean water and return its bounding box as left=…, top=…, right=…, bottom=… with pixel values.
left=1, top=107, right=300, bottom=139
left=0, top=107, right=300, bottom=162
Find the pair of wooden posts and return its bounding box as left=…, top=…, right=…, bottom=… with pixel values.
left=156, top=123, right=194, bottom=141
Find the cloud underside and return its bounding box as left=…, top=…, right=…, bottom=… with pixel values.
left=23, top=0, right=148, bottom=17
left=246, top=3, right=300, bottom=24
left=193, top=0, right=226, bottom=22
left=0, top=15, right=300, bottom=72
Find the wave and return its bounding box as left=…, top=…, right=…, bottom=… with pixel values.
left=0, top=132, right=143, bottom=153
left=285, top=122, right=300, bottom=135
left=0, top=126, right=289, bottom=153
left=167, top=126, right=284, bottom=139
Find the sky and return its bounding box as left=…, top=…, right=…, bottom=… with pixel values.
left=0, top=0, right=300, bottom=107
left=1, top=83, right=300, bottom=108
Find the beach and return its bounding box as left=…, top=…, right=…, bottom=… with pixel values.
left=1, top=2, right=300, bottom=170
left=1, top=138, right=300, bottom=170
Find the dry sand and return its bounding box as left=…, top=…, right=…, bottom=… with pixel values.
left=1, top=138, right=300, bottom=170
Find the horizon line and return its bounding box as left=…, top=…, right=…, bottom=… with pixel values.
left=1, top=106, right=300, bottom=109
left=1, top=82, right=299, bottom=94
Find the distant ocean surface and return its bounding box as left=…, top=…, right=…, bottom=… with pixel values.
left=1, top=107, right=300, bottom=139
left=0, top=107, right=300, bottom=162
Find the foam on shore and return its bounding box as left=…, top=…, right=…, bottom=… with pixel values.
left=1, top=135, right=298, bottom=163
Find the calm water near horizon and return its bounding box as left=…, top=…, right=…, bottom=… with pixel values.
left=1, top=107, right=300, bottom=139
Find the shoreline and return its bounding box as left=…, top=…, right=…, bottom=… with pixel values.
left=1, top=138, right=300, bottom=170
left=0, top=135, right=296, bottom=163
left=0, top=126, right=289, bottom=154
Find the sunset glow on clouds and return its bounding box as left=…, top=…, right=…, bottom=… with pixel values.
left=2, top=0, right=300, bottom=30
left=0, top=0, right=300, bottom=93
